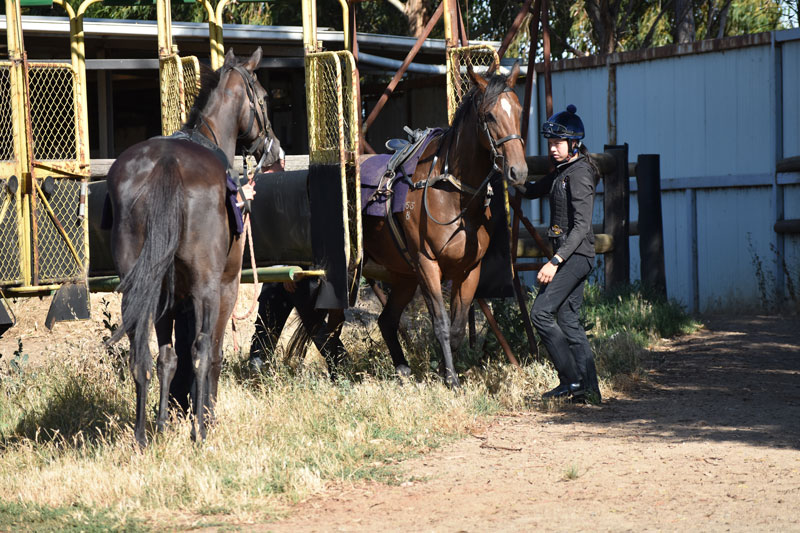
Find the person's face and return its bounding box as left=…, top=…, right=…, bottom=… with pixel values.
left=548, top=138, right=571, bottom=162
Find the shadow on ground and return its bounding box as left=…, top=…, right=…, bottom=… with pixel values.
left=552, top=315, right=800, bottom=450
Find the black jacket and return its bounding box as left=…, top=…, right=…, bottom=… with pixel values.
left=523, top=155, right=596, bottom=260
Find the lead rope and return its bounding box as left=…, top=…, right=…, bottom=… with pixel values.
left=230, top=164, right=261, bottom=354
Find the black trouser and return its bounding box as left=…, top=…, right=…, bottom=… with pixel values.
left=531, top=253, right=600, bottom=395
left=249, top=280, right=347, bottom=374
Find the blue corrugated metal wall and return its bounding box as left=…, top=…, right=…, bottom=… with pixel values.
left=528, top=29, right=800, bottom=311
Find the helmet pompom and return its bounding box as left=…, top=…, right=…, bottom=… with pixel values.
left=566, top=104, right=577, bottom=114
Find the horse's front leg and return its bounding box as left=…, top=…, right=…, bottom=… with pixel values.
left=155, top=312, right=177, bottom=433
left=449, top=264, right=482, bottom=358
left=416, top=259, right=460, bottom=388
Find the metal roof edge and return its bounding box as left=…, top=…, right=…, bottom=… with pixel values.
left=530, top=30, right=797, bottom=73
left=0, top=14, right=499, bottom=54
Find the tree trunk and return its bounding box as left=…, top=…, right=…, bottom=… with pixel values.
left=584, top=0, right=618, bottom=55
left=405, top=0, right=430, bottom=37
left=674, top=0, right=696, bottom=44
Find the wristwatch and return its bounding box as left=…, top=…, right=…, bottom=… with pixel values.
left=549, top=256, right=562, bottom=266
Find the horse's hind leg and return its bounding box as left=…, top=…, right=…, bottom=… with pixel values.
left=125, top=322, right=153, bottom=448
left=416, top=260, right=459, bottom=388
left=155, top=313, right=177, bottom=433
left=206, top=277, right=239, bottom=424
left=189, top=290, right=220, bottom=442
left=377, top=276, right=418, bottom=378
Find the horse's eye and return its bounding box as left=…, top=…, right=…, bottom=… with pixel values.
left=486, top=113, right=496, bottom=122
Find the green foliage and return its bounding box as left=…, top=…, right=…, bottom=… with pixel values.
left=582, top=282, right=699, bottom=343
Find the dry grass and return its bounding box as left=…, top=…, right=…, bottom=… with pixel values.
left=0, top=283, right=696, bottom=530
left=0, top=341, right=518, bottom=529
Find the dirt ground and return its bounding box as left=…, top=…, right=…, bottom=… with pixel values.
left=3, top=297, right=799, bottom=531
left=261, top=314, right=800, bottom=532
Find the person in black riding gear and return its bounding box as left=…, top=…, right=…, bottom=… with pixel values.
left=524, top=104, right=601, bottom=404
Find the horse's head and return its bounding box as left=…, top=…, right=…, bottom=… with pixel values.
left=466, top=62, right=528, bottom=190
left=221, top=48, right=283, bottom=172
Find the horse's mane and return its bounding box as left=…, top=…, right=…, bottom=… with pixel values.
left=449, top=71, right=512, bottom=132
left=184, top=63, right=224, bottom=129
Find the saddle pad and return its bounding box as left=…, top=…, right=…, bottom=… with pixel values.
left=360, top=130, right=441, bottom=218
left=226, top=171, right=244, bottom=236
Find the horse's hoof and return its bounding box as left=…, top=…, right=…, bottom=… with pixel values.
left=396, top=364, right=412, bottom=378
left=248, top=356, right=266, bottom=373
left=446, top=373, right=461, bottom=389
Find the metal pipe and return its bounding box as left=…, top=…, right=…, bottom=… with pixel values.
left=196, top=0, right=222, bottom=69
left=357, top=52, right=446, bottom=74
left=442, top=0, right=456, bottom=47
left=541, top=0, right=552, bottom=118
left=476, top=299, right=520, bottom=368
left=337, top=0, right=350, bottom=52
left=520, top=0, right=541, bottom=141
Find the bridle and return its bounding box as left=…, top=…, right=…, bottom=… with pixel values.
left=194, top=65, right=275, bottom=174
left=421, top=86, right=524, bottom=227
left=481, top=88, right=525, bottom=175
left=232, top=65, right=275, bottom=174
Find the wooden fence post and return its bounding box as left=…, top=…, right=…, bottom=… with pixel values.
left=603, top=144, right=630, bottom=290
left=636, top=154, right=666, bottom=297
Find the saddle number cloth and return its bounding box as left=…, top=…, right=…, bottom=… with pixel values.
left=360, top=129, right=442, bottom=217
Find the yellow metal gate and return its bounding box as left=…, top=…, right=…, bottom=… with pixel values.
left=305, top=50, right=362, bottom=272
left=1, top=0, right=91, bottom=293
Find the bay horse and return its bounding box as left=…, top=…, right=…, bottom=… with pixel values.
left=107, top=48, right=281, bottom=446
left=364, top=64, right=528, bottom=387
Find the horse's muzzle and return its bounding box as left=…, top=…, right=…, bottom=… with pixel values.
left=507, top=162, right=529, bottom=189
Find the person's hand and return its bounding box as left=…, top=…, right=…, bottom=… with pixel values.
left=283, top=280, right=296, bottom=293
left=537, top=261, right=558, bottom=284
left=265, top=158, right=285, bottom=173
left=240, top=183, right=256, bottom=202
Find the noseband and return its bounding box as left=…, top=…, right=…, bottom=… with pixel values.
left=232, top=65, right=275, bottom=173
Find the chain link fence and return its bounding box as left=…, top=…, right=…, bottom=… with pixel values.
left=28, top=64, right=78, bottom=161
left=34, top=177, right=85, bottom=283
left=446, top=45, right=500, bottom=124
left=160, top=55, right=185, bottom=136
left=0, top=64, right=14, bottom=162
left=181, top=56, right=201, bottom=116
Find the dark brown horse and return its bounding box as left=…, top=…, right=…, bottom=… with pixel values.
left=107, top=48, right=281, bottom=446
left=364, top=65, right=528, bottom=387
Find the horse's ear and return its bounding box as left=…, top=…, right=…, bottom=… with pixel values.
left=223, top=48, right=236, bottom=69
left=507, top=61, right=521, bottom=89
left=244, top=47, right=263, bottom=73
left=467, top=64, right=488, bottom=92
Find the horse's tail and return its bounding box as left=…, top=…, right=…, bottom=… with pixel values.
left=110, top=156, right=184, bottom=355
